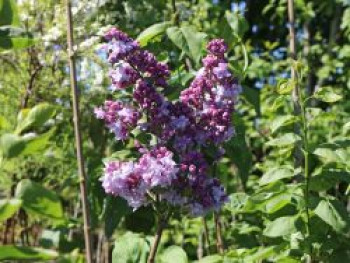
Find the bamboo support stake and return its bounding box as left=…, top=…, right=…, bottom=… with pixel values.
left=66, top=1, right=93, bottom=262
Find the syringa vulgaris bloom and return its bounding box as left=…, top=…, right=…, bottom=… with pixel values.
left=95, top=28, right=239, bottom=216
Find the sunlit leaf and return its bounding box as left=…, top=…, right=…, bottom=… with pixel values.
left=263, top=216, right=298, bottom=237
left=313, top=86, right=342, bottom=103
left=160, top=246, right=188, bottom=263
left=15, top=179, right=64, bottom=221
left=0, top=199, right=22, bottom=222
left=259, top=167, right=294, bottom=185
left=266, top=133, right=301, bottom=147
left=16, top=103, right=55, bottom=134
left=314, top=200, right=349, bottom=233
left=112, top=232, right=151, bottom=263
left=136, top=22, right=172, bottom=47
left=0, top=245, right=58, bottom=260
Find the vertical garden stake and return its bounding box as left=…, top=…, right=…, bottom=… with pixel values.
left=288, top=1, right=312, bottom=261
left=66, top=1, right=93, bottom=262
left=287, top=0, right=302, bottom=169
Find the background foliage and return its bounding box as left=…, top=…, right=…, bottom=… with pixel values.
left=0, top=0, right=350, bottom=262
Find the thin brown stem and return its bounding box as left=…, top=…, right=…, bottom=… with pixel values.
left=66, top=1, right=93, bottom=262
left=214, top=212, right=224, bottom=254
left=147, top=217, right=166, bottom=263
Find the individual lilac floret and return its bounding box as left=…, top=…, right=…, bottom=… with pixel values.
left=109, top=63, right=138, bottom=90
left=101, top=161, right=147, bottom=209
left=94, top=100, right=140, bottom=140
left=138, top=147, right=178, bottom=188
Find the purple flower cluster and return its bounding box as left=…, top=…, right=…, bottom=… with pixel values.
left=101, top=147, right=177, bottom=209
left=95, top=28, right=240, bottom=216
left=94, top=100, right=140, bottom=140
left=180, top=40, right=241, bottom=145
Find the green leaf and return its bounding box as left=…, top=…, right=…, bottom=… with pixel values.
left=245, top=246, right=282, bottom=262
left=16, top=103, right=55, bottom=134
left=0, top=115, right=10, bottom=130
left=180, top=26, right=207, bottom=65
left=313, top=86, right=342, bottom=103
left=20, top=129, right=55, bottom=156
left=270, top=115, right=296, bottom=134
left=125, top=206, right=155, bottom=233
left=0, top=245, right=58, bottom=260
left=225, top=11, right=249, bottom=39
left=194, top=255, right=223, bottom=263
left=241, top=86, right=260, bottom=115
left=264, top=193, right=292, bottom=214
left=103, top=196, right=132, bottom=238
left=259, top=167, right=294, bottom=185
left=0, top=0, right=20, bottom=26
left=225, top=113, right=252, bottom=187
left=276, top=79, right=296, bottom=95
left=266, top=133, right=301, bottom=147
left=310, top=170, right=350, bottom=191
left=0, top=26, right=36, bottom=50
left=0, top=133, right=25, bottom=159
left=313, top=148, right=342, bottom=164
left=15, top=179, right=64, bottom=221
left=263, top=216, right=298, bottom=237
left=0, top=199, right=22, bottom=222
left=227, top=192, right=249, bottom=213
left=136, top=22, right=172, bottom=47
left=314, top=200, right=349, bottom=233
left=166, top=26, right=207, bottom=65
left=112, top=232, right=151, bottom=263
left=159, top=246, right=188, bottom=263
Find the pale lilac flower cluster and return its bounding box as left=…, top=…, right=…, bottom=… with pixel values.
left=95, top=28, right=239, bottom=216
left=101, top=147, right=177, bottom=209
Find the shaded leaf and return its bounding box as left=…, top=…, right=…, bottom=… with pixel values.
left=0, top=0, right=20, bottom=26
left=0, top=133, right=25, bottom=159
left=103, top=196, right=132, bottom=238
left=241, top=86, right=260, bottom=115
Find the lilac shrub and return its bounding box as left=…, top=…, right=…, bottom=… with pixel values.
left=96, top=27, right=241, bottom=216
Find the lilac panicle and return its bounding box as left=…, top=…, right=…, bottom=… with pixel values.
left=96, top=28, right=238, bottom=216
